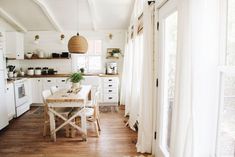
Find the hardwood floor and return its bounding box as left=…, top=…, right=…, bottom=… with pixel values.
left=0, top=106, right=148, bottom=157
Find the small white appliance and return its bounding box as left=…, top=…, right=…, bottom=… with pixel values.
left=13, top=78, right=30, bottom=117
left=106, top=62, right=118, bottom=75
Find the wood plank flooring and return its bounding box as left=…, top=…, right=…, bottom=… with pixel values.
left=0, top=106, right=148, bottom=157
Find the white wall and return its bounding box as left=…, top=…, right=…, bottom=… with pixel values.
left=8, top=30, right=126, bottom=77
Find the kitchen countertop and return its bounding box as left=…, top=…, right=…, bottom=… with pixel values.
left=17, top=73, right=119, bottom=78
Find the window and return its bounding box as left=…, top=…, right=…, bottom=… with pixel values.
left=217, top=0, right=235, bottom=156
left=161, top=11, right=178, bottom=152
left=72, top=40, right=102, bottom=73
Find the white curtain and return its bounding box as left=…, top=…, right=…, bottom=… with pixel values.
left=136, top=3, right=155, bottom=153
left=170, top=0, right=221, bottom=156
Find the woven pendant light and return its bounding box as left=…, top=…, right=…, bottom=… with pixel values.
left=68, top=33, right=88, bottom=53
left=68, top=0, right=88, bottom=54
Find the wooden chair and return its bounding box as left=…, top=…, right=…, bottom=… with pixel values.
left=70, top=91, right=101, bottom=137
left=42, top=89, right=72, bottom=137
left=50, top=86, right=59, bottom=94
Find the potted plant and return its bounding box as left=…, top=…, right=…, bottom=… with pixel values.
left=111, top=49, right=121, bottom=57
left=80, top=67, right=85, bottom=73
left=67, top=72, right=84, bottom=89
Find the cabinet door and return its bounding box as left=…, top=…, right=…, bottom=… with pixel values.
left=56, top=77, right=70, bottom=89
left=6, top=83, right=15, bottom=120
left=43, top=78, right=57, bottom=90
left=31, top=78, right=43, bottom=103
left=15, top=33, right=24, bottom=59
left=0, top=71, right=8, bottom=129
left=5, top=32, right=24, bottom=59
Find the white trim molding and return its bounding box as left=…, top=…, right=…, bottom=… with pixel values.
left=33, top=0, right=63, bottom=32
left=0, top=7, right=27, bottom=32
left=87, top=0, right=97, bottom=31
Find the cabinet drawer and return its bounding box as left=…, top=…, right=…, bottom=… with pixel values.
left=103, top=94, right=118, bottom=103
left=103, top=82, right=118, bottom=89
left=103, top=77, right=118, bottom=83
left=103, top=88, right=117, bottom=94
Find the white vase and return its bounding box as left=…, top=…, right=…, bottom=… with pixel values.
left=72, top=82, right=81, bottom=89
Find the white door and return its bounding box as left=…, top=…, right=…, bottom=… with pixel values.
left=155, top=1, right=178, bottom=157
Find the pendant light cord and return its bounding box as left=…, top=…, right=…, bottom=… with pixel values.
left=77, top=0, right=79, bottom=36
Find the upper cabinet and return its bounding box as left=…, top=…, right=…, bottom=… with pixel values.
left=5, top=32, right=24, bottom=59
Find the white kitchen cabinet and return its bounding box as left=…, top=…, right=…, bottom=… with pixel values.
left=100, top=76, right=119, bottom=106
left=6, top=83, right=15, bottom=120
left=43, top=78, right=57, bottom=90
left=31, top=78, right=44, bottom=104
left=56, top=77, right=71, bottom=89
left=0, top=71, right=8, bottom=129
left=5, top=32, right=24, bottom=59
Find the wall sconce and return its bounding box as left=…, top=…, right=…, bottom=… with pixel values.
left=34, top=35, right=40, bottom=44
left=60, top=34, right=65, bottom=44
left=108, top=33, right=113, bottom=40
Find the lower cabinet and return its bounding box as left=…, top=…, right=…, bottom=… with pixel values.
left=100, top=76, right=119, bottom=106
left=29, top=76, right=119, bottom=106
left=31, top=78, right=44, bottom=104
left=30, top=77, right=71, bottom=104
left=6, top=83, right=15, bottom=120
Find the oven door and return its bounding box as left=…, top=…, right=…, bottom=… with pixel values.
left=14, top=82, right=28, bottom=107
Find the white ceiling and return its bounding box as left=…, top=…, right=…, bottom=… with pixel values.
left=0, top=0, right=134, bottom=32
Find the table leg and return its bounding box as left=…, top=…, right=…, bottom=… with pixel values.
left=81, top=110, right=87, bottom=141
left=49, top=108, right=56, bottom=142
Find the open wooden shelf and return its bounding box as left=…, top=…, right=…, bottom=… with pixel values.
left=24, top=58, right=71, bottom=60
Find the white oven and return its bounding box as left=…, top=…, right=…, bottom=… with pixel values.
left=14, top=78, right=30, bottom=117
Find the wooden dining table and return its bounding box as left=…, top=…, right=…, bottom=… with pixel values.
left=46, top=85, right=92, bottom=142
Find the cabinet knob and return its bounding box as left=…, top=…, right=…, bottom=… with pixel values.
left=109, top=90, right=112, bottom=92
left=109, top=85, right=112, bottom=87
left=109, top=97, right=113, bottom=99
left=62, top=80, right=65, bottom=82
left=109, top=79, right=112, bottom=81
left=47, top=80, right=51, bottom=82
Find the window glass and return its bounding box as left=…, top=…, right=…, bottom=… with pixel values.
left=218, top=74, right=235, bottom=157
left=87, top=56, right=102, bottom=73
left=217, top=0, right=235, bottom=156
left=73, top=40, right=102, bottom=73
left=226, top=0, right=235, bottom=65
left=161, top=11, right=178, bottom=152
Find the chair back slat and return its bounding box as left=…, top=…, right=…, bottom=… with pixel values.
left=42, top=90, right=51, bottom=104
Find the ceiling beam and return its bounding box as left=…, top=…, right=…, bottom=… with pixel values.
left=87, top=0, right=97, bottom=31
left=0, top=8, right=27, bottom=32
left=33, top=0, right=63, bottom=32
